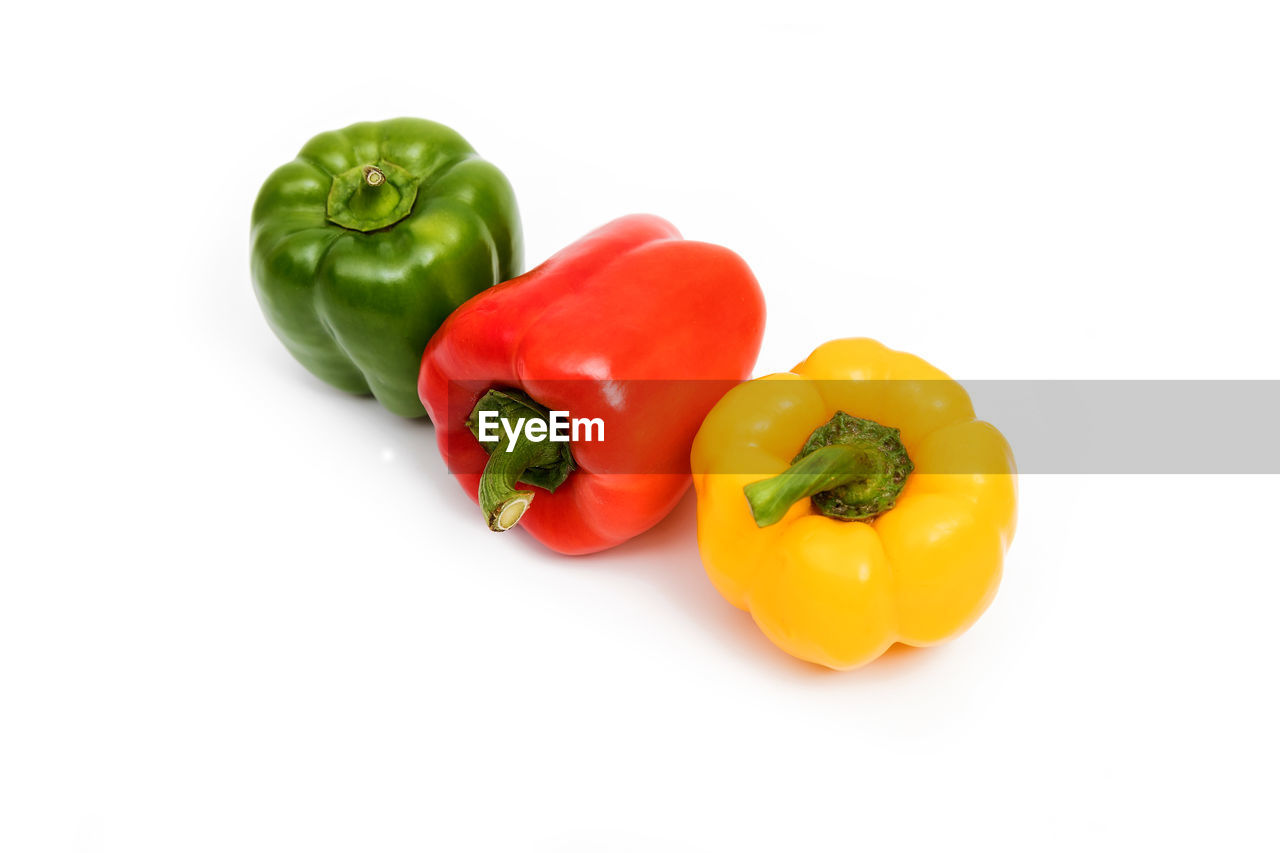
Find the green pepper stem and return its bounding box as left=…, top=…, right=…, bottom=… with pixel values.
left=477, top=440, right=543, bottom=532
left=744, top=445, right=874, bottom=527
left=325, top=160, right=418, bottom=232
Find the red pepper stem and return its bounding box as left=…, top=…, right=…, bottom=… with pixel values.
left=468, top=388, right=577, bottom=533
left=477, top=438, right=544, bottom=531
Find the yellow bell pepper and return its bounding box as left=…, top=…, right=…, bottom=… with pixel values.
left=690, top=338, right=1017, bottom=670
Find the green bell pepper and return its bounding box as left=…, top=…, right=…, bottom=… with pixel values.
left=251, top=118, right=522, bottom=417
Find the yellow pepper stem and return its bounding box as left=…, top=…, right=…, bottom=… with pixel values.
left=743, top=411, right=913, bottom=527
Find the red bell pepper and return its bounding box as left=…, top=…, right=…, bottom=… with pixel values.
left=417, top=214, right=766, bottom=555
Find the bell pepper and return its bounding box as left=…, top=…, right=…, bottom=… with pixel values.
left=691, top=339, right=1017, bottom=670
left=418, top=214, right=766, bottom=555
left=251, top=118, right=522, bottom=417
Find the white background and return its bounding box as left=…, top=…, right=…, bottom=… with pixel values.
left=3, top=2, right=1278, bottom=850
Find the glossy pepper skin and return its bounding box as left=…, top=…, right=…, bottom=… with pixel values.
left=251, top=118, right=522, bottom=417
left=418, top=214, right=766, bottom=555
left=691, top=339, right=1017, bottom=670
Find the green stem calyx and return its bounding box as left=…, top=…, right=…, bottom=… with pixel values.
left=467, top=389, right=576, bottom=532
left=743, top=412, right=913, bottom=528
left=325, top=159, right=418, bottom=232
